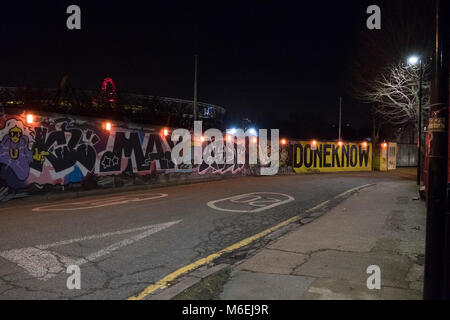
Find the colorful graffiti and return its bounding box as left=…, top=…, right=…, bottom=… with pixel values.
left=0, top=110, right=246, bottom=201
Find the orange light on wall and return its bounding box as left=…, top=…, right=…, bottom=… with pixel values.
left=227, top=135, right=232, bottom=142
left=338, top=140, right=343, bottom=147
left=162, top=128, right=169, bottom=136
left=382, top=142, right=388, bottom=148
left=105, top=122, right=112, bottom=131
left=362, top=141, right=368, bottom=148
left=311, top=139, right=318, bottom=150
left=252, top=137, right=257, bottom=144
left=26, top=114, right=34, bottom=124
left=281, top=139, right=287, bottom=145
left=200, top=136, right=205, bottom=142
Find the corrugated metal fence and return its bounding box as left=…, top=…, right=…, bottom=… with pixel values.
left=396, top=143, right=418, bottom=167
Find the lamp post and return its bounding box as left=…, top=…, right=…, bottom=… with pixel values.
left=193, top=54, right=198, bottom=121
left=408, top=55, right=423, bottom=186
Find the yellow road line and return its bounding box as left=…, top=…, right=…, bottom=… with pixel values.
left=128, top=183, right=374, bottom=300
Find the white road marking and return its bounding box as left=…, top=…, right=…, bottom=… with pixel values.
left=32, top=192, right=168, bottom=212
left=207, top=192, right=295, bottom=213
left=0, top=220, right=181, bottom=280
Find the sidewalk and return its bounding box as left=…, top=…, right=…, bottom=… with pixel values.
left=218, top=180, right=426, bottom=300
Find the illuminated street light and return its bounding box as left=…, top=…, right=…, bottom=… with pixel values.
left=407, top=55, right=419, bottom=65
left=248, top=128, right=257, bottom=136
left=407, top=54, right=423, bottom=186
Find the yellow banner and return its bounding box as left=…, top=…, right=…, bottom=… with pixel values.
left=293, top=141, right=372, bottom=173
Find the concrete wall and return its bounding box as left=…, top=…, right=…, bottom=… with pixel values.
left=0, top=108, right=247, bottom=201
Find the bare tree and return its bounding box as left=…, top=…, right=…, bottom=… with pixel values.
left=350, top=0, right=435, bottom=141
left=356, top=63, right=430, bottom=129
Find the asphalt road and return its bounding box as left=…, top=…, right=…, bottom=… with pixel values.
left=0, top=171, right=413, bottom=299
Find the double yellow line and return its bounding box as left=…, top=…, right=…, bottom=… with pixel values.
left=128, top=183, right=374, bottom=300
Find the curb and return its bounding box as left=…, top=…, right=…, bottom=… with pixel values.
left=148, top=264, right=231, bottom=300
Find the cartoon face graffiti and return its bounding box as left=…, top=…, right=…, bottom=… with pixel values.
left=0, top=119, right=47, bottom=190
left=9, top=126, right=22, bottom=144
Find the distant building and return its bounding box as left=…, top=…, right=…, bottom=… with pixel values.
left=0, top=78, right=226, bottom=129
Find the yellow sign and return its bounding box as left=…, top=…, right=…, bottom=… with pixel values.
left=293, top=141, right=372, bottom=173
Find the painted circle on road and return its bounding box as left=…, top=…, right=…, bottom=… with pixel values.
left=207, top=192, right=294, bottom=213
left=32, top=192, right=168, bottom=212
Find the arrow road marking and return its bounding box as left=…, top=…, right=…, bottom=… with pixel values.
left=0, top=220, right=181, bottom=280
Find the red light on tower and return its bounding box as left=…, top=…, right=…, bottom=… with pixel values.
left=26, top=114, right=34, bottom=124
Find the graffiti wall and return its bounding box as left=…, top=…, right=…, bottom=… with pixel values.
left=0, top=109, right=246, bottom=201
left=293, top=140, right=372, bottom=173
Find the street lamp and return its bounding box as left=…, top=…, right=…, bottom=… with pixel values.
left=407, top=55, right=423, bottom=186
left=408, top=56, right=419, bottom=65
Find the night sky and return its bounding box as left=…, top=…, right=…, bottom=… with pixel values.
left=0, top=0, right=382, bottom=138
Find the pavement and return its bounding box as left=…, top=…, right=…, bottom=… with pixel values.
left=0, top=168, right=424, bottom=300
left=208, top=177, right=425, bottom=300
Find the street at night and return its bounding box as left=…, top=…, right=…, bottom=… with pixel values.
left=0, top=170, right=423, bottom=300
left=0, top=0, right=449, bottom=311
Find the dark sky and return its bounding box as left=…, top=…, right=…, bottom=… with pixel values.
left=0, top=0, right=380, bottom=138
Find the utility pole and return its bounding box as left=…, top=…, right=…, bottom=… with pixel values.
left=193, top=54, right=198, bottom=121
left=339, top=96, right=342, bottom=140
left=417, top=59, right=423, bottom=186
left=423, top=0, right=449, bottom=300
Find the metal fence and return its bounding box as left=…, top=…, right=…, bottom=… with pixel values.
left=396, top=143, right=418, bottom=167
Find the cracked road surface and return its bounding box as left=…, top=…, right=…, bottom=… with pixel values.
left=0, top=172, right=406, bottom=299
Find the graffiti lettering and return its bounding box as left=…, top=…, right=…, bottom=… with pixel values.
left=293, top=141, right=372, bottom=173
left=0, top=111, right=247, bottom=201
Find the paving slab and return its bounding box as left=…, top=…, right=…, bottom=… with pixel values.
left=236, top=249, right=308, bottom=275
left=220, top=270, right=315, bottom=300
left=293, top=250, right=412, bottom=289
